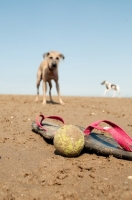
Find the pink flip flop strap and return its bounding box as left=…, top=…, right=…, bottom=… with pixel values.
left=84, top=120, right=132, bottom=152
left=36, top=114, right=65, bottom=131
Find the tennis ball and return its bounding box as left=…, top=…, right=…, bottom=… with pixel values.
left=54, top=125, right=85, bottom=157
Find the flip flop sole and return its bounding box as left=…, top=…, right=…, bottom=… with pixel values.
left=84, top=133, right=132, bottom=160
left=32, top=121, right=132, bottom=160
left=32, top=121, right=60, bottom=139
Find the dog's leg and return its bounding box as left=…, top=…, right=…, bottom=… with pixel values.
left=112, top=90, right=116, bottom=98
left=117, top=89, right=121, bottom=98
left=55, top=81, right=64, bottom=105
left=49, top=81, right=53, bottom=103
left=116, top=86, right=121, bottom=98
left=35, top=69, right=41, bottom=102
left=119, top=92, right=121, bottom=98
left=42, top=80, right=47, bottom=105
left=103, top=89, right=108, bottom=96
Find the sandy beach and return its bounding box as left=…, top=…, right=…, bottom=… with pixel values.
left=0, top=95, right=132, bottom=200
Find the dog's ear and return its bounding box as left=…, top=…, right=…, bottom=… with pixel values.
left=43, top=52, right=50, bottom=58
left=59, top=54, right=65, bottom=60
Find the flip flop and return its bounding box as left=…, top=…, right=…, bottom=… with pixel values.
left=84, top=120, right=132, bottom=160
left=32, top=115, right=132, bottom=160
left=32, top=115, right=65, bottom=139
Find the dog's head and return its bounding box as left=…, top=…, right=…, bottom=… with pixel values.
left=101, top=80, right=106, bottom=85
left=43, top=51, right=65, bottom=71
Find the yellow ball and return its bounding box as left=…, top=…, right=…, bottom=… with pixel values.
left=54, top=125, right=85, bottom=157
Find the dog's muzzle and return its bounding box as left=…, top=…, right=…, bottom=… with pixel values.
left=51, top=62, right=57, bottom=69
left=52, top=61, right=57, bottom=68
left=49, top=62, right=57, bottom=71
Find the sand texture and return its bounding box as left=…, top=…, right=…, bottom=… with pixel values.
left=0, top=95, right=132, bottom=200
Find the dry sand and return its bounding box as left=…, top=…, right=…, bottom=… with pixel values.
left=0, top=95, right=132, bottom=200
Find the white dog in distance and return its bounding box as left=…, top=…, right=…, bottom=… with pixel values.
left=101, top=80, right=121, bottom=97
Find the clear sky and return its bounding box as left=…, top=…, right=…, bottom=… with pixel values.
left=0, top=0, right=132, bottom=97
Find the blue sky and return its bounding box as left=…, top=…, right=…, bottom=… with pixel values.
left=0, top=0, right=132, bottom=97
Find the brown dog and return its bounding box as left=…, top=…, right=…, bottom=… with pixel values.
left=35, top=51, right=65, bottom=105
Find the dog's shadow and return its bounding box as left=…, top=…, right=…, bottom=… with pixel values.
left=46, top=100, right=60, bottom=105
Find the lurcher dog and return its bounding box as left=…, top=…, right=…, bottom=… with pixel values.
left=101, top=80, right=121, bottom=97
left=35, top=51, right=65, bottom=105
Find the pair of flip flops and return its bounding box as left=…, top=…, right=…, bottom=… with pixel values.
left=32, top=115, right=132, bottom=160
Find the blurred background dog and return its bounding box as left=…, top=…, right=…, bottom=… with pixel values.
left=101, top=80, right=121, bottom=97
